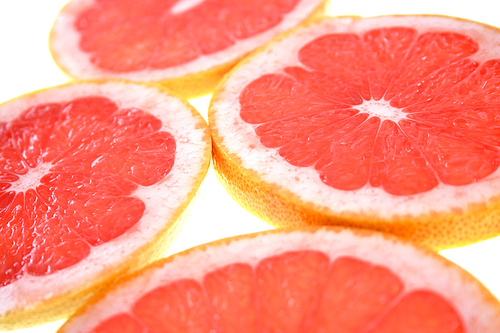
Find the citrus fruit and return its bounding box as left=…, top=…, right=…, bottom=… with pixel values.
left=48, top=0, right=331, bottom=99
left=0, top=80, right=211, bottom=330
left=209, top=15, right=500, bottom=251
left=56, top=227, right=500, bottom=332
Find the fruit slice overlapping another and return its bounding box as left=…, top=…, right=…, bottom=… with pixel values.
left=209, top=15, right=500, bottom=250
left=57, top=227, right=500, bottom=333
left=49, top=0, right=331, bottom=99
left=0, top=80, right=211, bottom=329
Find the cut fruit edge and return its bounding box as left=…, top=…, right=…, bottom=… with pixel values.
left=49, top=0, right=332, bottom=99
left=0, top=80, right=212, bottom=330
left=57, top=227, right=500, bottom=333
left=211, top=137, right=500, bottom=251
left=208, top=15, right=500, bottom=250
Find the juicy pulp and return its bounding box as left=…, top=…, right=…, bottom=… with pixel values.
left=239, top=26, right=500, bottom=196
left=89, top=251, right=463, bottom=333
left=0, top=96, right=175, bottom=287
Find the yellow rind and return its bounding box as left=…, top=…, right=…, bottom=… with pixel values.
left=0, top=80, right=212, bottom=330
left=212, top=116, right=500, bottom=251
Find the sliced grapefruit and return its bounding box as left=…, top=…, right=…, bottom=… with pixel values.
left=0, top=80, right=211, bottom=330
left=56, top=227, right=500, bottom=332
left=209, top=15, right=500, bottom=250
left=49, top=0, right=331, bottom=99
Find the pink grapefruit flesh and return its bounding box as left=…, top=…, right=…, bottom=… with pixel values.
left=76, top=0, right=305, bottom=72
left=209, top=15, right=500, bottom=249
left=0, top=80, right=211, bottom=329
left=57, top=228, right=500, bottom=333
left=89, top=256, right=461, bottom=333
left=238, top=22, right=499, bottom=196
left=49, top=0, right=330, bottom=98
left=1, top=96, right=174, bottom=286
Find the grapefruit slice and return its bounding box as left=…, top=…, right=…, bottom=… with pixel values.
left=209, top=15, right=500, bottom=250
left=49, top=0, right=331, bottom=99
left=0, top=80, right=211, bottom=329
left=57, top=227, right=500, bottom=332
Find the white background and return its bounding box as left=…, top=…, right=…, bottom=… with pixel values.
left=1, top=0, right=500, bottom=332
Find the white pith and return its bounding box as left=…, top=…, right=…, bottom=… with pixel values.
left=8, top=163, right=52, bottom=193
left=58, top=229, right=500, bottom=333
left=211, top=15, right=500, bottom=218
left=0, top=81, right=209, bottom=315
left=49, top=0, right=327, bottom=81
left=360, top=99, right=406, bottom=122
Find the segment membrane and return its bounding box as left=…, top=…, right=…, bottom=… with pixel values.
left=0, top=97, right=176, bottom=286
left=239, top=26, right=500, bottom=195
left=95, top=251, right=463, bottom=332
left=75, top=0, right=302, bottom=71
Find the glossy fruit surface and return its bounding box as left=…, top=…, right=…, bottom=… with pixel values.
left=58, top=227, right=500, bottom=333
left=0, top=80, right=211, bottom=329
left=49, top=0, right=330, bottom=98
left=210, top=15, right=500, bottom=250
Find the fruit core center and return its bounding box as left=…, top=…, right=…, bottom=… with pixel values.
left=9, top=163, right=52, bottom=193
left=357, top=99, right=405, bottom=122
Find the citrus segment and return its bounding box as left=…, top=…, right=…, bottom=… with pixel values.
left=256, top=250, right=329, bottom=332
left=367, top=290, right=463, bottom=333
left=210, top=15, right=500, bottom=249
left=57, top=228, right=500, bottom=333
left=204, top=263, right=256, bottom=331
left=133, top=279, right=214, bottom=332
left=76, top=0, right=302, bottom=71
left=237, top=27, right=499, bottom=195
left=369, top=119, right=437, bottom=195
left=0, top=81, right=211, bottom=329
left=0, top=95, right=173, bottom=286
left=399, top=119, right=499, bottom=186
left=50, top=0, right=331, bottom=98
left=306, top=257, right=403, bottom=333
